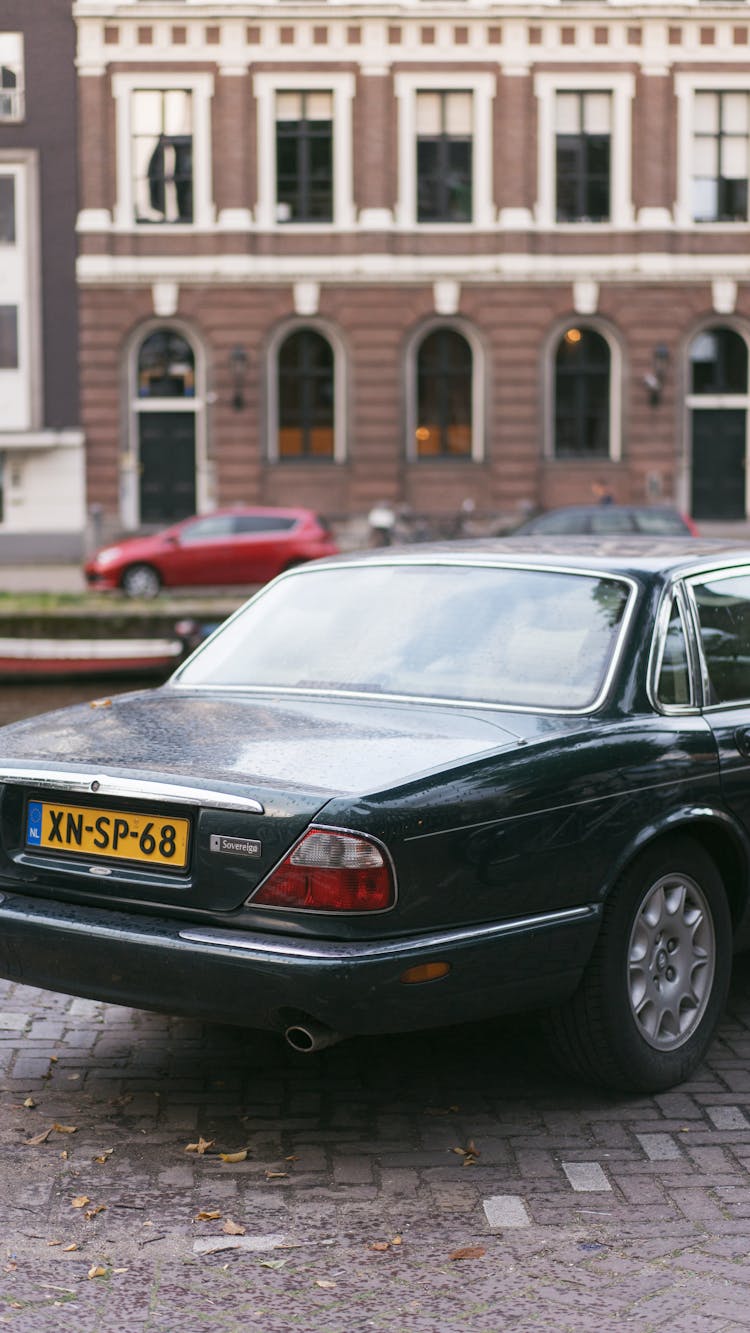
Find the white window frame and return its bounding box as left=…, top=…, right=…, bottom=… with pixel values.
left=394, top=72, right=496, bottom=230
left=254, top=73, right=355, bottom=231
left=267, top=320, right=347, bottom=464
left=534, top=73, right=635, bottom=229
left=111, top=72, right=215, bottom=231
left=0, top=34, right=24, bottom=124
left=675, top=74, right=750, bottom=229
left=0, top=152, right=40, bottom=434
left=544, top=320, right=623, bottom=462
left=406, top=319, right=485, bottom=464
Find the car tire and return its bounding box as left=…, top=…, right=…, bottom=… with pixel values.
left=546, top=836, right=732, bottom=1093
left=121, top=563, right=161, bottom=599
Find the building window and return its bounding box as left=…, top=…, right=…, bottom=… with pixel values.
left=255, top=74, right=354, bottom=229
left=690, top=327, right=748, bottom=394
left=555, top=91, right=611, bottom=222
left=113, top=73, right=214, bottom=229
left=535, top=74, right=634, bottom=227
left=415, top=329, right=473, bottom=458
left=137, top=329, right=195, bottom=398
left=691, top=91, right=750, bottom=222
left=554, top=327, right=611, bottom=457
left=277, top=329, right=335, bottom=458
left=394, top=73, right=496, bottom=228
left=416, top=92, right=472, bottom=223
left=132, top=89, right=193, bottom=224
left=0, top=34, right=23, bottom=122
left=0, top=306, right=19, bottom=369
left=275, top=92, right=333, bottom=223
left=0, top=176, right=15, bottom=244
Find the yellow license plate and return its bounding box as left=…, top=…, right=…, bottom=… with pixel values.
left=25, top=800, right=190, bottom=870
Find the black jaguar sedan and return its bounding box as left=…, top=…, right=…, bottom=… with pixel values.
left=1, top=539, right=749, bottom=1093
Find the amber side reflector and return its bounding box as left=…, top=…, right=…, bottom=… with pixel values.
left=399, top=962, right=451, bottom=985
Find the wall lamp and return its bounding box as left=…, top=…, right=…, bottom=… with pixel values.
left=643, top=344, right=670, bottom=406
left=229, top=344, right=249, bottom=411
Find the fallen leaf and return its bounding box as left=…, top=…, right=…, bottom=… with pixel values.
left=195, top=1210, right=222, bottom=1221
left=71, top=1196, right=90, bottom=1210
left=4, top=1262, right=16, bottom=1272
left=185, top=1137, right=215, bottom=1155
left=85, top=1205, right=107, bottom=1220
left=94, top=1150, right=113, bottom=1164
left=219, top=1150, right=248, bottom=1164
left=49, top=1055, right=58, bottom=1063
left=62, top=1243, right=78, bottom=1253
left=285, top=1155, right=299, bottom=1162
left=449, top=1246, right=486, bottom=1261
left=25, top=1127, right=53, bottom=1146
left=391, top=1235, right=403, bottom=1246
left=46, top=1241, right=62, bottom=1248
left=113, top=1267, right=129, bottom=1274
left=23, top=1096, right=36, bottom=1109
left=265, top=1171, right=288, bottom=1180
left=259, top=1259, right=287, bottom=1270
left=90, top=698, right=112, bottom=709
left=60, top=1150, right=69, bottom=1160
left=53, top=1124, right=78, bottom=1135
left=222, top=1219, right=246, bottom=1236
left=315, top=1279, right=337, bottom=1289
left=369, top=1241, right=390, bottom=1252
left=87, top=1265, right=107, bottom=1280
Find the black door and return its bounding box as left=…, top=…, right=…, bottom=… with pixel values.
left=691, top=409, right=746, bottom=520
left=139, top=412, right=196, bottom=524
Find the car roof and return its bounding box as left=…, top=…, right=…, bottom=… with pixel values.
left=309, top=536, right=750, bottom=580
left=527, top=503, right=680, bottom=517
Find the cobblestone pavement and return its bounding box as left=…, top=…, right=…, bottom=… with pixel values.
left=3, top=965, right=750, bottom=1333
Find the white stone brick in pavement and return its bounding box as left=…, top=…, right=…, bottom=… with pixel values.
left=706, top=1106, right=750, bottom=1130
left=562, top=1161, right=612, bottom=1192
left=483, top=1195, right=532, bottom=1229
left=637, top=1133, right=683, bottom=1160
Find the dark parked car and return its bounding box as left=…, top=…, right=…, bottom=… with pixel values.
left=4, top=538, right=750, bottom=1091
left=85, top=506, right=339, bottom=597
left=513, top=504, right=698, bottom=537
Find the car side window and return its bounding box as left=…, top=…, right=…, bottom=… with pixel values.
left=656, top=598, right=691, bottom=707
left=180, top=516, right=235, bottom=544
left=693, top=573, right=750, bottom=704
left=232, top=516, right=297, bottom=534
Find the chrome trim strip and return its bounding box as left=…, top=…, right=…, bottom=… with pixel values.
left=0, top=765, right=264, bottom=814
left=178, top=904, right=598, bottom=961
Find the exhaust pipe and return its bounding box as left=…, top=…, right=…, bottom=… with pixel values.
left=284, top=1019, right=344, bottom=1053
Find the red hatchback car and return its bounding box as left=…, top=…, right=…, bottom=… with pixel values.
left=85, top=507, right=339, bottom=598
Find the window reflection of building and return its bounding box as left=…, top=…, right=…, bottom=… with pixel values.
left=556, top=91, right=611, bottom=222
left=137, top=330, right=195, bottom=397
left=133, top=89, right=193, bottom=224
left=692, top=92, right=750, bottom=223
left=415, top=328, right=472, bottom=456
left=0, top=306, right=18, bottom=370
left=0, top=176, right=15, bottom=245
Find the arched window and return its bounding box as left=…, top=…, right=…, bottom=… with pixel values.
left=554, top=326, right=611, bottom=457
left=415, top=328, right=472, bottom=457
left=554, top=326, right=612, bottom=458
left=137, top=329, right=195, bottom=398
left=277, top=329, right=335, bottom=458
left=690, top=327, right=748, bottom=395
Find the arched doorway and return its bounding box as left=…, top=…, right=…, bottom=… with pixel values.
left=689, top=327, right=749, bottom=520
left=134, top=328, right=197, bottom=524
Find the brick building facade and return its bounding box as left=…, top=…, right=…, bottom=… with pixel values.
left=74, top=0, right=750, bottom=539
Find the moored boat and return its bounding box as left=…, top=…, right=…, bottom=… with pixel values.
left=0, top=636, right=183, bottom=681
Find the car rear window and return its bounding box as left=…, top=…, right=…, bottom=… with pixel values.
left=177, top=563, right=633, bottom=710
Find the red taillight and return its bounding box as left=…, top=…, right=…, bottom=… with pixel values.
left=251, top=828, right=394, bottom=912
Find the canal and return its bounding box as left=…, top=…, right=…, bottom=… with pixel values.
left=0, top=677, right=158, bottom=726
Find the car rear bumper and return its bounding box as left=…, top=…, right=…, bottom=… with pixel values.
left=0, top=890, right=601, bottom=1034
